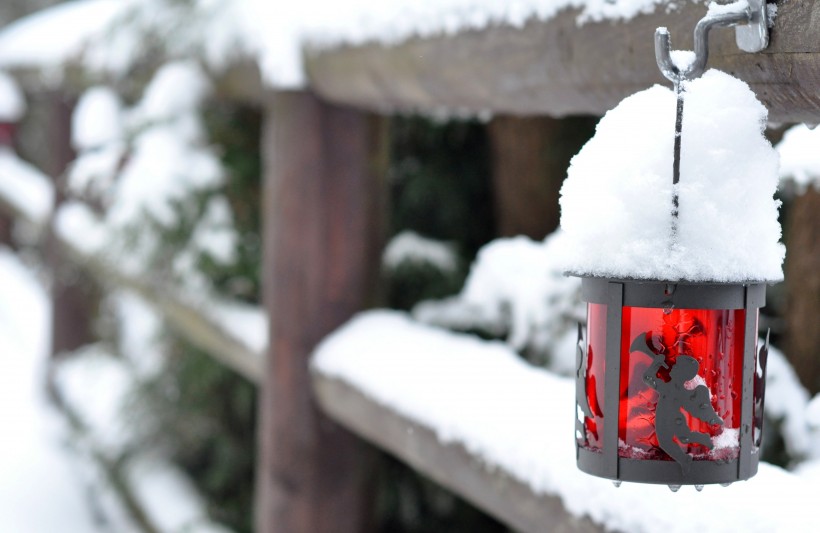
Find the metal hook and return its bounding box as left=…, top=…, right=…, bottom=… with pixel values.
left=655, top=0, right=769, bottom=84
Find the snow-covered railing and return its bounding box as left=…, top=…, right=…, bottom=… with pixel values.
left=312, top=311, right=820, bottom=533
left=305, top=1, right=820, bottom=123
left=312, top=311, right=601, bottom=533
left=0, top=152, right=265, bottom=384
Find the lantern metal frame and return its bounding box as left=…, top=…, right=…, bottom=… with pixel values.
left=575, top=276, right=768, bottom=486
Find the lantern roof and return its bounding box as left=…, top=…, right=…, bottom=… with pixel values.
left=558, top=69, right=784, bottom=283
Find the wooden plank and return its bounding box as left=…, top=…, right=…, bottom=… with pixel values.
left=305, top=1, right=820, bottom=123
left=313, top=372, right=603, bottom=533
left=255, top=90, right=387, bottom=533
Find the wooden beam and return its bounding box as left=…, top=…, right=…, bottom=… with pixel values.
left=86, top=258, right=266, bottom=384
left=305, top=1, right=820, bottom=123
left=313, top=372, right=602, bottom=533
left=256, top=90, right=387, bottom=533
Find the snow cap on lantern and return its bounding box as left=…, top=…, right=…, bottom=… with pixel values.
left=558, top=69, right=784, bottom=283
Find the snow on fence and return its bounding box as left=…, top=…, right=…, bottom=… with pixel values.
left=313, top=311, right=820, bottom=533
left=0, top=151, right=265, bottom=384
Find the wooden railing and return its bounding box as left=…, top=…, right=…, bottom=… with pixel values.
left=3, top=1, right=820, bottom=531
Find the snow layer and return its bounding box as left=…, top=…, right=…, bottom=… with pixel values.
left=313, top=310, right=820, bottom=533
left=62, top=61, right=225, bottom=283
left=414, top=233, right=582, bottom=373
left=72, top=86, right=124, bottom=151
left=0, top=0, right=699, bottom=88
left=383, top=230, right=458, bottom=273
left=0, top=0, right=128, bottom=72
left=211, top=301, right=269, bottom=357
left=0, top=71, right=25, bottom=121
left=764, top=343, right=813, bottom=459
left=559, top=70, right=784, bottom=282
left=55, top=345, right=233, bottom=533
left=242, top=0, right=697, bottom=87
left=777, top=124, right=820, bottom=192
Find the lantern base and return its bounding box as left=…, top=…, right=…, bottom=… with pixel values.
left=577, top=447, right=759, bottom=486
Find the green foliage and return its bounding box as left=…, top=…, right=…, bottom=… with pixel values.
left=385, top=261, right=466, bottom=311
left=384, top=115, right=495, bottom=314
left=377, top=116, right=505, bottom=532
left=135, top=341, right=257, bottom=533
left=389, top=116, right=496, bottom=260
left=200, top=102, right=263, bottom=303
left=130, top=101, right=263, bottom=532
left=376, top=454, right=510, bottom=533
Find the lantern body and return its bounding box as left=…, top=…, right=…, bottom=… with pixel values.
left=575, top=278, right=767, bottom=486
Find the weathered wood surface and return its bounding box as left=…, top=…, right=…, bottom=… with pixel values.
left=313, top=372, right=603, bottom=533
left=41, top=92, right=99, bottom=358
left=306, top=1, right=820, bottom=123
left=785, top=188, right=820, bottom=394
left=488, top=115, right=597, bottom=239
left=255, top=90, right=387, bottom=533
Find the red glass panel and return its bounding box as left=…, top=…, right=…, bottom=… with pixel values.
left=580, top=304, right=755, bottom=463
left=581, top=303, right=607, bottom=451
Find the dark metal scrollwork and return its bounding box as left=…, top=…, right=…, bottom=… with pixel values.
left=631, top=332, right=723, bottom=474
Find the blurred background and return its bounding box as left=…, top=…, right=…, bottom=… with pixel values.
left=0, top=1, right=818, bottom=532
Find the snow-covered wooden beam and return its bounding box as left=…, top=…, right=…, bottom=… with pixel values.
left=83, top=258, right=265, bottom=384
left=313, top=372, right=602, bottom=533
left=305, top=1, right=820, bottom=123
left=0, top=158, right=264, bottom=384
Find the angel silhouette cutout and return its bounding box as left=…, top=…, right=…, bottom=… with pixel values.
left=631, top=333, right=723, bottom=474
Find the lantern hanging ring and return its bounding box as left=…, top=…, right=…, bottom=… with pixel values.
left=655, top=0, right=769, bottom=84
left=653, top=0, right=770, bottom=229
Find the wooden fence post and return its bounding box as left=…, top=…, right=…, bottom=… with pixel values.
left=256, top=90, right=387, bottom=533
left=488, top=116, right=596, bottom=239
left=43, top=91, right=98, bottom=358
left=784, top=188, right=820, bottom=394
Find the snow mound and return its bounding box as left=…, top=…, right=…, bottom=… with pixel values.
left=559, top=69, right=784, bottom=282
left=0, top=71, right=25, bottom=121
left=72, top=86, right=124, bottom=151
left=414, top=233, right=582, bottom=372
left=383, top=230, right=457, bottom=273
left=0, top=147, right=54, bottom=223
left=313, top=310, right=820, bottom=533
left=0, top=0, right=129, bottom=72
left=777, top=124, right=820, bottom=192
left=764, top=343, right=813, bottom=459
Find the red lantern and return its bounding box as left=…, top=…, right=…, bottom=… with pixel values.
left=575, top=279, right=768, bottom=489
left=571, top=0, right=774, bottom=490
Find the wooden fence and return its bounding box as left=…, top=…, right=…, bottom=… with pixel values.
left=3, top=1, right=820, bottom=532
